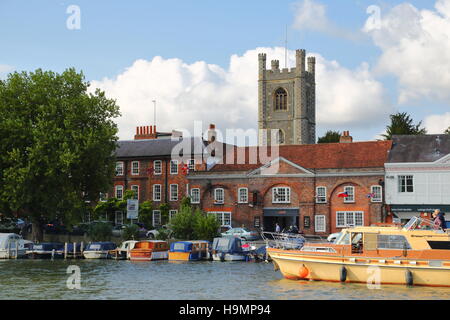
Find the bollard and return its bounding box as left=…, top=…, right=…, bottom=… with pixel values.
left=64, top=243, right=68, bottom=259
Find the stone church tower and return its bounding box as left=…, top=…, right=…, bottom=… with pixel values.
left=258, top=49, right=316, bottom=145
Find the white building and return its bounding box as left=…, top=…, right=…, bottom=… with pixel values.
left=385, top=135, right=450, bottom=224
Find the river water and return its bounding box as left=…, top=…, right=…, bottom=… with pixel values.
left=1, top=259, right=450, bottom=300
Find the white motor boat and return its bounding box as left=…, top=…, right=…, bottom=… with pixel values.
left=83, top=242, right=117, bottom=259
left=211, top=237, right=248, bottom=262
left=0, top=233, right=30, bottom=259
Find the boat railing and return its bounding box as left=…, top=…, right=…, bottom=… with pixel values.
left=261, top=232, right=306, bottom=250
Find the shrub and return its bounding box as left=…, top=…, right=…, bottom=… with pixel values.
left=88, top=222, right=113, bottom=241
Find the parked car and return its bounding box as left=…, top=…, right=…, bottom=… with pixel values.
left=220, top=228, right=259, bottom=241
left=43, top=220, right=68, bottom=235
left=146, top=225, right=172, bottom=239
left=327, top=232, right=341, bottom=243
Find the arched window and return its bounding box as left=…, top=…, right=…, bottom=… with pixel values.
left=276, top=129, right=285, bottom=144
left=274, top=88, right=287, bottom=111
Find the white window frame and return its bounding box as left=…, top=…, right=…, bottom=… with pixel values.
left=208, top=211, right=231, bottom=227
left=316, top=186, right=327, bottom=203
left=170, top=184, right=178, bottom=201
left=190, top=188, right=200, bottom=204
left=214, top=188, right=225, bottom=204
left=131, top=161, right=139, bottom=175
left=131, top=185, right=139, bottom=200
left=153, top=160, right=162, bottom=175
left=315, top=215, right=326, bottom=233
left=152, top=210, right=161, bottom=227
left=188, top=159, right=195, bottom=171
left=116, top=161, right=124, bottom=176
left=343, top=186, right=355, bottom=203
left=169, top=209, right=178, bottom=221
left=336, top=211, right=364, bottom=228
left=115, top=185, right=124, bottom=200
left=238, top=187, right=248, bottom=203
left=115, top=211, right=124, bottom=225
left=398, top=175, right=414, bottom=193
left=272, top=187, right=291, bottom=204
left=153, top=184, right=162, bottom=202
left=170, top=160, right=178, bottom=174
left=371, top=185, right=382, bottom=203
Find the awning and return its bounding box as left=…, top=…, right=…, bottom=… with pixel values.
left=390, top=205, right=450, bottom=213
left=263, top=208, right=299, bottom=217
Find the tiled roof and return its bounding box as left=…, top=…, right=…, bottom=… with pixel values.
left=387, top=135, right=450, bottom=163
left=209, top=140, right=393, bottom=172
left=115, top=137, right=206, bottom=158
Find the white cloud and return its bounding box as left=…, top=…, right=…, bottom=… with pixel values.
left=0, top=64, right=14, bottom=79
left=90, top=48, right=391, bottom=141
left=292, top=0, right=362, bottom=41
left=364, top=0, right=450, bottom=104
left=424, top=112, right=450, bottom=133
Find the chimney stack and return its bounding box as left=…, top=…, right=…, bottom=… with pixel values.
left=134, top=125, right=158, bottom=140
left=339, top=131, right=353, bottom=143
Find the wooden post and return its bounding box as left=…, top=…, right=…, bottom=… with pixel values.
left=64, top=243, right=68, bottom=259
left=51, top=249, right=55, bottom=260
left=80, top=241, right=84, bottom=253
left=8, top=241, right=11, bottom=259
left=14, top=241, right=18, bottom=259
left=73, top=242, right=76, bottom=258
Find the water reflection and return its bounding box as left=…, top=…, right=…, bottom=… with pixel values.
left=1, top=260, right=450, bottom=300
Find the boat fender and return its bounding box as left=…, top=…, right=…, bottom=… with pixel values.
left=405, top=270, right=413, bottom=286
left=340, top=266, right=347, bottom=282
left=273, top=261, right=279, bottom=271
left=299, top=265, right=309, bottom=279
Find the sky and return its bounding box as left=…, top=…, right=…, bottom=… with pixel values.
left=1, top=0, right=450, bottom=142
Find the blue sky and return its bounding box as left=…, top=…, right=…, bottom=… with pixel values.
left=1, top=0, right=449, bottom=141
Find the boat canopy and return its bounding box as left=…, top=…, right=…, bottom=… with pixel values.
left=170, top=241, right=209, bottom=252
left=32, top=243, right=65, bottom=251
left=0, top=233, right=22, bottom=249
left=85, top=242, right=117, bottom=251
left=403, top=217, right=442, bottom=231
left=212, top=237, right=243, bottom=254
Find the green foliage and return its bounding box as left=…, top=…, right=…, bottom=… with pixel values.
left=0, top=68, right=120, bottom=239
left=159, top=203, right=170, bottom=226
left=317, top=130, right=341, bottom=143
left=88, top=222, right=113, bottom=241
left=139, top=200, right=153, bottom=229
left=122, top=224, right=140, bottom=240
left=382, top=112, right=427, bottom=140
left=155, top=227, right=171, bottom=240
left=170, top=197, right=220, bottom=241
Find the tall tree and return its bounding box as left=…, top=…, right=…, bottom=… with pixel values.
left=0, top=68, right=120, bottom=241
left=317, top=130, right=341, bottom=143
left=382, top=112, right=427, bottom=140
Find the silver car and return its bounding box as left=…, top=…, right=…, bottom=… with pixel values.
left=221, top=227, right=259, bottom=241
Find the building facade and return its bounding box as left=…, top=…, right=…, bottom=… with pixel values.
left=188, top=134, right=392, bottom=236
left=258, top=49, right=316, bottom=146
left=385, top=135, right=450, bottom=225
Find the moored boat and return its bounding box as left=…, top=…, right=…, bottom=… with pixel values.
left=212, top=236, right=247, bottom=261
left=83, top=242, right=117, bottom=259
left=0, top=233, right=30, bottom=259
left=109, top=240, right=139, bottom=260
left=267, top=217, right=450, bottom=287
left=168, top=240, right=210, bottom=261
left=26, top=242, right=65, bottom=259
left=129, top=240, right=168, bottom=261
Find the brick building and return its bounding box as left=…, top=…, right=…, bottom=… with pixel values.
left=188, top=133, right=392, bottom=236
left=111, top=125, right=207, bottom=226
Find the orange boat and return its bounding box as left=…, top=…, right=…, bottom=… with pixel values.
left=129, top=240, right=169, bottom=261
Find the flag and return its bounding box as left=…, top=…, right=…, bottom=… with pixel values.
left=337, top=192, right=349, bottom=198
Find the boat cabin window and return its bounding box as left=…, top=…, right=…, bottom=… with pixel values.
left=336, top=232, right=350, bottom=245
left=377, top=235, right=411, bottom=249
left=351, top=232, right=363, bottom=254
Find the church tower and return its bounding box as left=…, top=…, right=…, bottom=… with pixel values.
left=258, top=49, right=316, bottom=145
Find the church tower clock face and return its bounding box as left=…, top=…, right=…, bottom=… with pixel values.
left=258, top=49, right=316, bottom=146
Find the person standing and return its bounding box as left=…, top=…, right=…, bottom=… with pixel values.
left=275, top=223, right=281, bottom=233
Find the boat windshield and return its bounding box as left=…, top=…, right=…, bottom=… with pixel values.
left=403, top=216, right=439, bottom=231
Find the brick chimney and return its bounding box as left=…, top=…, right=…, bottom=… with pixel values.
left=339, top=131, right=353, bottom=143
left=207, top=123, right=217, bottom=144
left=134, top=125, right=158, bottom=140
